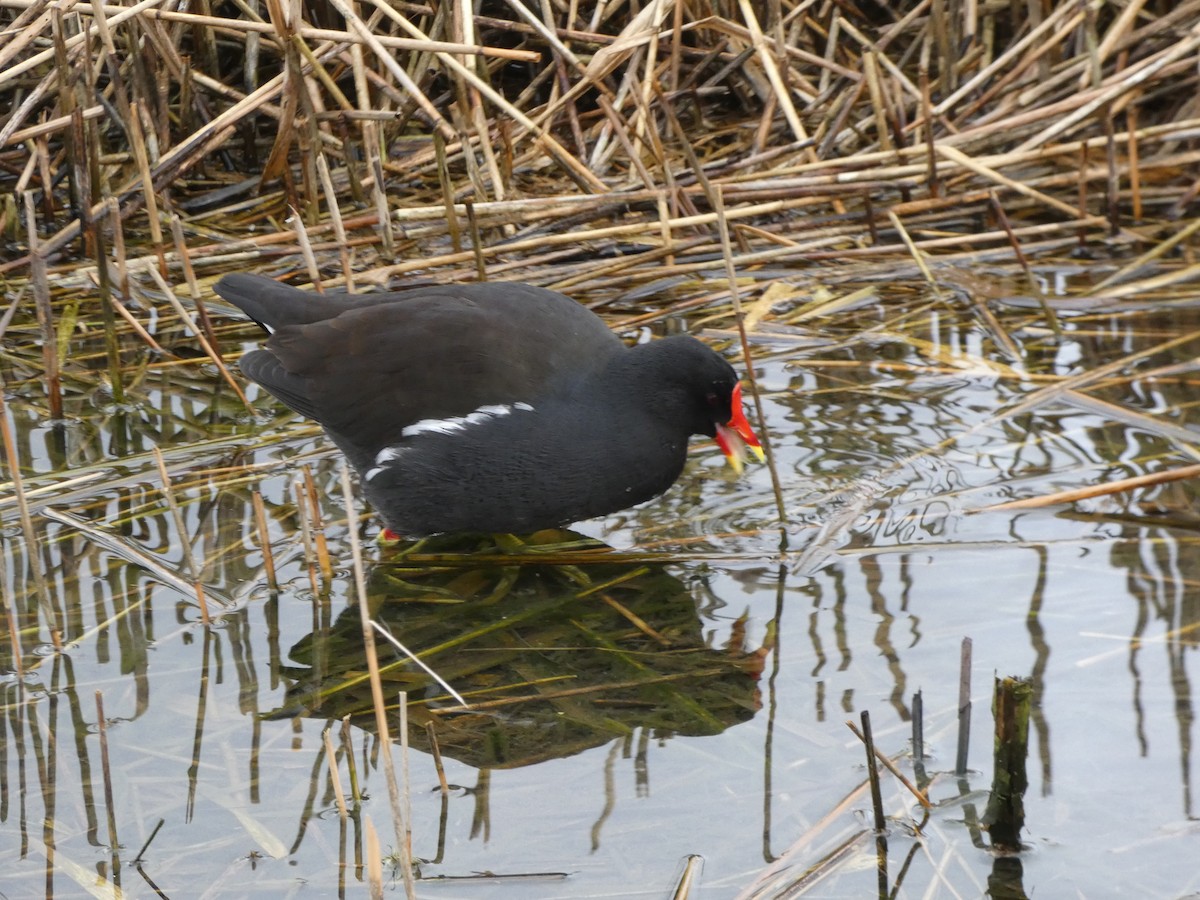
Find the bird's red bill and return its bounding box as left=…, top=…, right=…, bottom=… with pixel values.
left=715, top=383, right=765, bottom=474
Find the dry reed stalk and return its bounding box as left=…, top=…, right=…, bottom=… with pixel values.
left=169, top=212, right=217, bottom=341
left=989, top=194, right=1063, bottom=339
left=24, top=193, right=62, bottom=418
left=1058, top=391, right=1200, bottom=450
left=736, top=0, right=807, bottom=146
left=95, top=692, right=121, bottom=853
left=710, top=186, right=787, bottom=530
left=338, top=462, right=415, bottom=898
left=1, top=587, right=21, bottom=676
left=0, top=292, right=24, bottom=340
left=39, top=506, right=233, bottom=608
left=0, top=0, right=164, bottom=89
left=884, top=209, right=940, bottom=294
left=1127, top=103, right=1143, bottom=220
left=153, top=446, right=199, bottom=582
left=323, top=728, right=349, bottom=820
left=291, top=208, right=323, bottom=288
left=300, top=465, right=333, bottom=579
left=1089, top=260, right=1200, bottom=301
left=457, top=200, right=481, bottom=280
left=1016, top=24, right=1200, bottom=153
left=733, top=778, right=874, bottom=899
left=397, top=690, right=412, bottom=864
left=1090, top=218, right=1200, bottom=291
left=0, top=390, right=61, bottom=649
left=92, top=211, right=127, bottom=404
left=250, top=490, right=279, bottom=592
left=462, top=36, right=507, bottom=210
left=424, top=721, right=449, bottom=795
left=596, top=94, right=659, bottom=189
left=630, top=12, right=662, bottom=165
left=671, top=855, right=704, bottom=899
left=314, top=153, right=353, bottom=284
left=145, top=267, right=252, bottom=409
left=366, top=0, right=607, bottom=192
left=845, top=717, right=931, bottom=811
left=292, top=478, right=322, bottom=597
left=331, top=0, right=454, bottom=140
left=340, top=716, right=362, bottom=803
left=932, top=3, right=1080, bottom=119
left=364, top=815, right=384, bottom=900
left=432, top=131, right=462, bottom=254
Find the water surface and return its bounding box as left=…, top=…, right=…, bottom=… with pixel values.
left=3, top=274, right=1200, bottom=897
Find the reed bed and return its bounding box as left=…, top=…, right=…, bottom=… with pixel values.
left=1, top=0, right=1198, bottom=313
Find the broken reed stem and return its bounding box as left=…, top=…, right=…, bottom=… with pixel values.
left=1127, top=102, right=1142, bottom=220
left=300, top=465, right=332, bottom=580
left=95, top=691, right=120, bottom=850
left=1090, top=217, right=1200, bottom=292
left=24, top=191, right=62, bottom=419
left=464, top=199, right=487, bottom=281
left=145, top=266, right=252, bottom=411
left=315, top=152, right=354, bottom=285
left=845, top=718, right=932, bottom=810
left=0, top=293, right=21, bottom=339
left=989, top=192, right=1063, bottom=339
left=372, top=622, right=468, bottom=707
left=671, top=855, right=704, bottom=899
left=132, top=818, right=165, bottom=865
left=193, top=581, right=211, bottom=626
left=168, top=212, right=210, bottom=340
left=323, top=727, right=349, bottom=820
left=982, top=675, right=1032, bottom=851
left=250, top=490, right=279, bottom=592
left=92, top=196, right=125, bottom=404
left=0, top=391, right=61, bottom=649
left=425, top=721, right=450, bottom=796
left=859, top=710, right=887, bottom=832
left=126, top=102, right=167, bottom=276
left=709, top=185, right=789, bottom=532
left=364, top=814, right=384, bottom=900
left=433, top=130, right=463, bottom=254
left=912, top=689, right=926, bottom=785
left=398, top=691, right=411, bottom=859
left=152, top=446, right=198, bottom=582
left=956, top=637, right=973, bottom=776
left=341, top=715, right=362, bottom=803
left=978, top=462, right=1200, bottom=512
left=886, top=209, right=942, bottom=297
left=2, top=591, right=21, bottom=675
left=338, top=461, right=416, bottom=899
left=291, top=207, right=323, bottom=289
left=293, top=478, right=322, bottom=598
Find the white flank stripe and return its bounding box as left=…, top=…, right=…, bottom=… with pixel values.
left=365, top=446, right=406, bottom=481
left=368, top=401, right=534, bottom=481
left=400, top=401, right=533, bottom=438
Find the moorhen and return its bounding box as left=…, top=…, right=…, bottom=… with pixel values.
left=216, top=273, right=763, bottom=536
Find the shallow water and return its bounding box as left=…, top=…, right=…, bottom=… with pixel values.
left=3, top=277, right=1200, bottom=897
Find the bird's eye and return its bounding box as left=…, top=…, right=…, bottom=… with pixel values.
left=705, top=391, right=720, bottom=407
